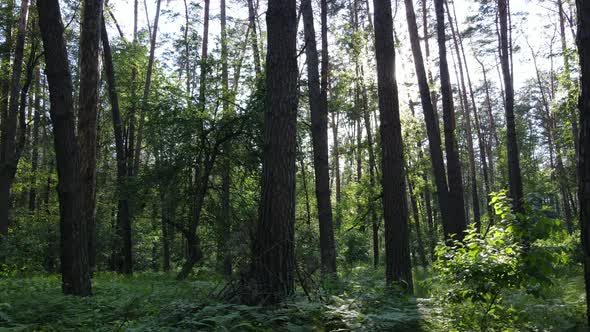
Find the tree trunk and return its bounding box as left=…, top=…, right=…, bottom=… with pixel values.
left=0, top=0, right=29, bottom=236
left=134, top=0, right=162, bottom=175
left=331, top=111, right=342, bottom=229
left=219, top=0, right=232, bottom=277
left=301, top=0, right=337, bottom=276
left=373, top=0, right=413, bottom=290
left=576, top=0, right=590, bottom=325
left=0, top=0, right=13, bottom=135
left=250, top=0, right=298, bottom=303
left=403, top=0, right=453, bottom=238
left=498, top=0, right=524, bottom=214
left=446, top=1, right=481, bottom=229
left=407, top=172, right=427, bottom=267
left=78, top=0, right=103, bottom=273
left=434, top=0, right=467, bottom=239
left=29, top=67, right=40, bottom=212
left=247, top=0, right=261, bottom=76
left=102, top=16, right=133, bottom=275
left=37, top=0, right=91, bottom=296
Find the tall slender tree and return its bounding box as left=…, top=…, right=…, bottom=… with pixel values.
left=301, top=0, right=337, bottom=276
left=373, top=0, right=413, bottom=290
left=434, top=0, right=467, bottom=239
left=0, top=0, right=29, bottom=235
left=498, top=0, right=524, bottom=213
left=403, top=0, right=452, bottom=238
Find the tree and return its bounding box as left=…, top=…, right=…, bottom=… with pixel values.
left=250, top=0, right=298, bottom=303
left=403, top=0, right=452, bottom=239
left=301, top=0, right=337, bottom=276
left=37, top=0, right=92, bottom=296
left=576, top=0, right=590, bottom=325
left=0, top=0, right=29, bottom=236
left=373, top=0, right=412, bottom=289
left=498, top=0, right=524, bottom=214
left=78, top=0, right=103, bottom=272
left=434, top=0, right=467, bottom=239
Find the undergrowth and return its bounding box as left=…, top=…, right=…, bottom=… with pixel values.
left=0, top=265, right=585, bottom=331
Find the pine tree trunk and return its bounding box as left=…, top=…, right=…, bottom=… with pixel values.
left=498, top=0, right=524, bottom=214
left=403, top=0, right=452, bottom=238
left=250, top=0, right=298, bottom=303
left=301, top=0, right=337, bottom=276
left=434, top=0, right=467, bottom=239
left=373, top=0, right=413, bottom=290
left=247, top=0, right=261, bottom=76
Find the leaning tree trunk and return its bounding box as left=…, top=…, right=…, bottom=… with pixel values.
left=575, top=0, right=590, bottom=326
left=373, top=0, right=413, bottom=290
left=250, top=0, right=298, bottom=304
left=37, top=0, right=91, bottom=296
left=301, top=0, right=337, bottom=276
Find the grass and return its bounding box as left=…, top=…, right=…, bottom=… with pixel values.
left=0, top=266, right=586, bottom=331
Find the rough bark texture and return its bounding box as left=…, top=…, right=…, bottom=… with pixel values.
left=37, top=0, right=92, bottom=296
left=576, top=0, right=590, bottom=325
left=250, top=0, right=298, bottom=303
left=373, top=0, right=413, bottom=290
left=434, top=0, right=467, bottom=239
left=301, top=0, right=337, bottom=276
left=499, top=0, right=524, bottom=214
left=78, top=0, right=103, bottom=273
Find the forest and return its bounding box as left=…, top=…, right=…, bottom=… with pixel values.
left=0, top=0, right=589, bottom=330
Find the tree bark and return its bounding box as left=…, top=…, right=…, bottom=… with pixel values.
left=134, top=0, right=162, bottom=175
left=219, top=0, right=232, bottom=277
left=301, top=0, right=337, bottom=276
left=247, top=0, right=261, bottom=76
left=373, top=0, right=413, bottom=290
left=37, top=0, right=91, bottom=296
left=250, top=0, right=298, bottom=303
left=576, top=0, right=590, bottom=325
left=29, top=67, right=40, bottom=212
left=102, top=16, right=133, bottom=275
left=0, top=0, right=28, bottom=236
left=78, top=0, right=103, bottom=273
left=446, top=1, right=481, bottom=229
left=403, top=0, right=453, bottom=239
left=434, top=0, right=467, bottom=239
left=499, top=0, right=524, bottom=214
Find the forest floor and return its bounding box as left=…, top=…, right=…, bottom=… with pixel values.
left=0, top=266, right=586, bottom=331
